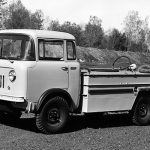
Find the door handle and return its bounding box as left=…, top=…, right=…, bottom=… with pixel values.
left=61, top=66, right=68, bottom=71
left=71, top=67, right=77, bottom=70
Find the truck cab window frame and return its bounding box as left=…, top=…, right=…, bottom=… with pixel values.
left=66, top=41, right=76, bottom=60
left=0, top=34, right=35, bottom=61
left=38, top=39, right=64, bottom=61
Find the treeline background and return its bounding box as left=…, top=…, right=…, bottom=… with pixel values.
left=0, top=0, right=150, bottom=53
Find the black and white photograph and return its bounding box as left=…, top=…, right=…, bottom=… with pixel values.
left=0, top=0, right=150, bottom=149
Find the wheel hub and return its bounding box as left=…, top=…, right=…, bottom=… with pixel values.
left=139, top=104, right=147, bottom=117
left=47, top=109, right=60, bottom=124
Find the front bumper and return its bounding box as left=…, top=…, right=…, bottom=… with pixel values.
left=0, top=95, right=36, bottom=113
left=0, top=95, right=25, bottom=102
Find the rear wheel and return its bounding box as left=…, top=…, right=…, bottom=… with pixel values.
left=36, top=96, right=69, bottom=134
left=132, top=97, right=150, bottom=125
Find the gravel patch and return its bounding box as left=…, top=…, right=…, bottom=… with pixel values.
left=0, top=113, right=149, bottom=150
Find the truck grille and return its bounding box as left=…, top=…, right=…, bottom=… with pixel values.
left=0, top=75, right=4, bottom=88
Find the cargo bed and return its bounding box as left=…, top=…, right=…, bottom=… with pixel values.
left=81, top=68, right=150, bottom=113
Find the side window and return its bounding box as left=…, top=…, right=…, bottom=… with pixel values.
left=67, top=41, right=76, bottom=60
left=39, top=41, right=44, bottom=58
left=38, top=40, right=64, bottom=60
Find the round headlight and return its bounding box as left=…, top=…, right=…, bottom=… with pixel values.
left=9, top=70, right=16, bottom=82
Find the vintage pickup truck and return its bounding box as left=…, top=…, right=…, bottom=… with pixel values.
left=0, top=29, right=150, bottom=134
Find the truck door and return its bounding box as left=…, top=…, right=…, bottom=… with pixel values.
left=66, top=41, right=80, bottom=107
left=27, top=39, right=69, bottom=102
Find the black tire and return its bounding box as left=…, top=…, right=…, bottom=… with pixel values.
left=36, top=96, right=69, bottom=134
left=132, top=97, right=150, bottom=125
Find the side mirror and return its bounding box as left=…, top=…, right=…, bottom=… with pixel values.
left=129, top=64, right=137, bottom=71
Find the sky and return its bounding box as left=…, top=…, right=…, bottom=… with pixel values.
left=14, top=0, right=150, bottom=31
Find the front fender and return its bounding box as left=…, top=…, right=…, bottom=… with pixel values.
left=36, top=88, right=76, bottom=113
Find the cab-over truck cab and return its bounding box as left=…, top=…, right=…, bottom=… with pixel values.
left=0, top=29, right=80, bottom=133
left=0, top=29, right=150, bottom=134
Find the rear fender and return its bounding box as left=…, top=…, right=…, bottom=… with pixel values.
left=132, top=87, right=150, bottom=111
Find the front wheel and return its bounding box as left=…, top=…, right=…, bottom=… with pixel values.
left=36, top=96, right=69, bottom=134
left=132, top=97, right=150, bottom=125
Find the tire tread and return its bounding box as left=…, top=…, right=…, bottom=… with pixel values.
left=36, top=96, right=69, bottom=134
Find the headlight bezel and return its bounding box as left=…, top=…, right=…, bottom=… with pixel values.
left=9, top=70, right=16, bottom=82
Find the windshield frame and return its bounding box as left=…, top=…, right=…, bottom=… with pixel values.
left=0, top=33, right=35, bottom=61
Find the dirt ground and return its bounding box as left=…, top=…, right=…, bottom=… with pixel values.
left=0, top=113, right=150, bottom=150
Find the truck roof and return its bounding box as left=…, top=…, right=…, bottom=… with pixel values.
left=0, top=29, right=75, bottom=40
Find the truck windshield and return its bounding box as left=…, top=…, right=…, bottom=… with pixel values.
left=0, top=34, right=35, bottom=61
